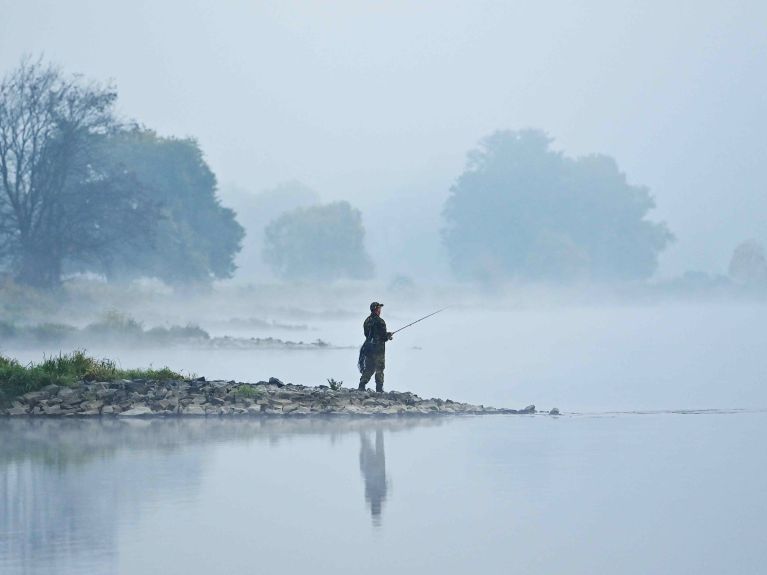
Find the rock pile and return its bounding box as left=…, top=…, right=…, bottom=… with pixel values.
left=1, top=378, right=548, bottom=417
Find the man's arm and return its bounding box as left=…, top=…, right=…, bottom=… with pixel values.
left=377, top=317, right=393, bottom=341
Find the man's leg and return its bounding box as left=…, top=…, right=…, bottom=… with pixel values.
left=374, top=355, right=385, bottom=393
left=359, top=359, right=375, bottom=390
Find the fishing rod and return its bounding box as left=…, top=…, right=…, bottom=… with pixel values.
left=391, top=306, right=450, bottom=335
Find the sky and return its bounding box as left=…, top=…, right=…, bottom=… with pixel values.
left=1, top=0, right=765, bottom=278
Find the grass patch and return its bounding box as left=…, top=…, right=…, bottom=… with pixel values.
left=0, top=350, right=185, bottom=403
left=327, top=378, right=344, bottom=390
left=234, top=384, right=263, bottom=398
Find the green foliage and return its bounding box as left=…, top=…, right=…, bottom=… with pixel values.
left=0, top=58, right=159, bottom=289
left=224, top=180, right=320, bottom=279
left=442, top=130, right=673, bottom=282
left=0, top=351, right=184, bottom=401
left=0, top=280, right=58, bottom=321
left=27, top=323, right=77, bottom=343
left=145, top=324, right=210, bottom=342
left=91, top=128, right=244, bottom=285
left=234, top=384, right=263, bottom=398
left=0, top=312, right=211, bottom=347
left=263, top=201, right=374, bottom=280
left=83, top=310, right=144, bottom=339
left=327, top=378, right=344, bottom=390
left=729, top=240, right=767, bottom=288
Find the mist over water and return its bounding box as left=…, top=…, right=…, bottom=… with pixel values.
left=6, top=298, right=766, bottom=412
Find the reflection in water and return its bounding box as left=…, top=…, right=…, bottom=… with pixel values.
left=359, top=430, right=388, bottom=525
left=0, top=417, right=440, bottom=575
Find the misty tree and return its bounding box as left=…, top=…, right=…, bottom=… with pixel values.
left=263, top=201, right=373, bottom=280
left=0, top=58, right=158, bottom=289
left=728, top=240, right=767, bottom=287
left=442, top=130, right=673, bottom=282
left=224, top=180, right=320, bottom=279
left=86, top=128, right=244, bottom=285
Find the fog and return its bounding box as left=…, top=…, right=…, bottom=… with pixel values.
left=1, top=4, right=766, bottom=573
left=1, top=0, right=765, bottom=279
left=1, top=0, right=765, bottom=417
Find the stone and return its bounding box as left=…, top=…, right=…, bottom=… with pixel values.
left=158, top=399, right=176, bottom=410
left=119, top=405, right=153, bottom=417
left=96, top=388, right=118, bottom=399
left=549, top=407, right=560, bottom=416
left=5, top=377, right=545, bottom=418
left=21, top=391, right=46, bottom=403
left=58, top=388, right=77, bottom=400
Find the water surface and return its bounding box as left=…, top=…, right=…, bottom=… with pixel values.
left=2, top=413, right=765, bottom=575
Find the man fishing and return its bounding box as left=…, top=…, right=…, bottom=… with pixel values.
left=358, top=302, right=449, bottom=393
left=358, top=302, right=392, bottom=392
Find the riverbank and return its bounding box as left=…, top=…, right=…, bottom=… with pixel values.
left=0, top=377, right=551, bottom=417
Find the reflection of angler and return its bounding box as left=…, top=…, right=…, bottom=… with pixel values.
left=359, top=430, right=388, bottom=525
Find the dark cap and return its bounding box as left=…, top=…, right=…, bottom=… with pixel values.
left=369, top=302, right=384, bottom=311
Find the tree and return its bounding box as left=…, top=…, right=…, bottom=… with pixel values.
left=88, top=128, right=244, bottom=285
left=442, top=130, right=673, bottom=282
left=263, top=201, right=373, bottom=280
left=0, top=58, right=158, bottom=288
left=224, top=180, right=320, bottom=280
left=728, top=240, right=767, bottom=287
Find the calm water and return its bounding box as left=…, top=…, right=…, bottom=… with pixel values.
left=3, top=302, right=766, bottom=573
left=2, top=413, right=766, bottom=575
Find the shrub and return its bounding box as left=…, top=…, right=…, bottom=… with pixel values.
left=0, top=350, right=184, bottom=402
left=327, top=378, right=344, bottom=390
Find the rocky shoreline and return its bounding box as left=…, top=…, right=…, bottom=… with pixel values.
left=1, top=378, right=557, bottom=417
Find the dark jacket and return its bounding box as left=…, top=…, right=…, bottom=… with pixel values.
left=363, top=314, right=389, bottom=355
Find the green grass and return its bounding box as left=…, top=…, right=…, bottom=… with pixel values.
left=0, top=350, right=185, bottom=403
left=327, top=378, right=344, bottom=390
left=234, top=384, right=263, bottom=398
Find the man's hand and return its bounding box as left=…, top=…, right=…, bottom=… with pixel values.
left=387, top=332, right=393, bottom=341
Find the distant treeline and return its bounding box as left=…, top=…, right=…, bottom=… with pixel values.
left=10, top=57, right=761, bottom=290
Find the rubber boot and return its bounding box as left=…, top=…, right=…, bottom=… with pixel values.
left=358, top=383, right=367, bottom=391
left=375, top=385, right=384, bottom=393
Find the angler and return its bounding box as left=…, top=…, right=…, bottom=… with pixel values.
left=358, top=302, right=392, bottom=392
left=357, top=303, right=449, bottom=392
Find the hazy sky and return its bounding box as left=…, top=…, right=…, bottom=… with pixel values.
left=1, top=0, right=764, bottom=277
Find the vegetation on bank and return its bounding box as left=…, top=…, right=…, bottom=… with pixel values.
left=0, top=310, right=209, bottom=347
left=0, top=351, right=184, bottom=403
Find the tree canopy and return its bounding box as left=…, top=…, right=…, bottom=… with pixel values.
left=224, top=180, right=320, bottom=280
left=91, top=128, right=244, bottom=285
left=0, top=57, right=243, bottom=289
left=442, top=130, right=673, bottom=282
left=0, top=58, right=158, bottom=289
left=263, top=201, right=373, bottom=280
